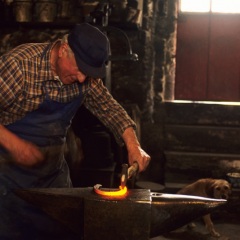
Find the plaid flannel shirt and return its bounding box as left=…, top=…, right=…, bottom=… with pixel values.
left=0, top=42, right=136, bottom=145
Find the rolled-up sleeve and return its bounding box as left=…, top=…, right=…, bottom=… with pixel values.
left=0, top=56, right=23, bottom=111
left=0, top=56, right=25, bottom=126
left=83, top=78, right=136, bottom=145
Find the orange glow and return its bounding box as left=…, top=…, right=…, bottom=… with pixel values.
left=94, top=185, right=127, bottom=197
left=180, top=0, right=240, bottom=13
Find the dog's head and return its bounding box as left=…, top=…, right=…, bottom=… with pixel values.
left=207, top=179, right=231, bottom=199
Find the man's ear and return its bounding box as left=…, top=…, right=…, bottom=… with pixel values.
left=59, top=43, right=68, bottom=57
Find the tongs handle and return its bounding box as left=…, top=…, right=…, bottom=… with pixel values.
left=128, top=161, right=139, bottom=179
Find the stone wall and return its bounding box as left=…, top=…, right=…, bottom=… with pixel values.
left=110, top=0, right=179, bottom=184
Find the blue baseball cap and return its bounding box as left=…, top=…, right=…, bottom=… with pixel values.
left=68, top=23, right=110, bottom=78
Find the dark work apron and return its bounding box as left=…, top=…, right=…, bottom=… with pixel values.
left=0, top=81, right=83, bottom=239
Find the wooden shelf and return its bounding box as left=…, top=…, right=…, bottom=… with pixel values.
left=0, top=21, right=80, bottom=29
left=0, top=20, right=141, bottom=31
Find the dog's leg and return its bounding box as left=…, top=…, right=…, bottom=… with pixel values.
left=203, top=214, right=220, bottom=237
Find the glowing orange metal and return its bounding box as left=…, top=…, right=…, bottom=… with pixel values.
left=94, top=184, right=127, bottom=197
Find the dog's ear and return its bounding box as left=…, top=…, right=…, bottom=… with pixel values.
left=205, top=180, right=215, bottom=197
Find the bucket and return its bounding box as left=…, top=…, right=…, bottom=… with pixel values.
left=34, top=0, right=57, bottom=22
left=58, top=0, right=73, bottom=19
left=227, top=172, right=240, bottom=188
left=12, top=0, right=33, bottom=22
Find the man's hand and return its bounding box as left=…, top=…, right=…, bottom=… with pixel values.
left=0, top=125, right=44, bottom=166
left=127, top=145, right=150, bottom=172
left=10, top=139, right=44, bottom=166
left=122, top=127, right=151, bottom=172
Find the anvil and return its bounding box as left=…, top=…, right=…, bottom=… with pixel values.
left=15, top=187, right=226, bottom=240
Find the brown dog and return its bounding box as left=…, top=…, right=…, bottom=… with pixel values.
left=177, top=178, right=231, bottom=237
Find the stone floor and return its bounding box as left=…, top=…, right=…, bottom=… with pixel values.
left=150, top=200, right=240, bottom=240
left=151, top=217, right=239, bottom=240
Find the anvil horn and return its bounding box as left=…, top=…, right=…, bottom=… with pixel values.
left=149, top=192, right=226, bottom=237
left=14, top=188, right=226, bottom=240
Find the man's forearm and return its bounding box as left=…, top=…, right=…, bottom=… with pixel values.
left=0, top=124, right=18, bottom=152
left=122, top=127, right=150, bottom=172
left=122, top=127, right=140, bottom=151
left=0, top=124, right=44, bottom=166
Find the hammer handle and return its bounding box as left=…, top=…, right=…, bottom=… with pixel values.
left=128, top=161, right=139, bottom=179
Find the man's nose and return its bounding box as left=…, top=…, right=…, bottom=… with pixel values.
left=77, top=72, right=87, bottom=83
